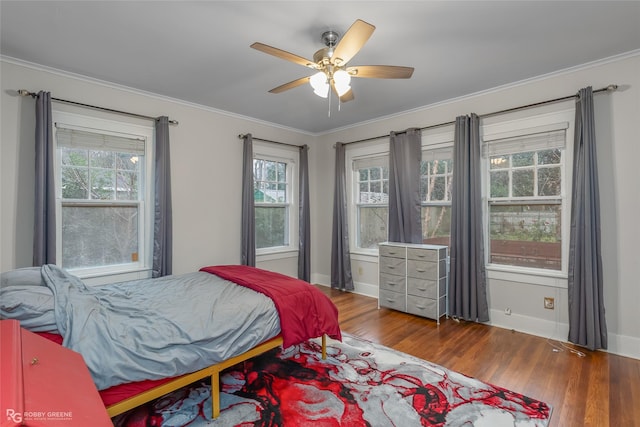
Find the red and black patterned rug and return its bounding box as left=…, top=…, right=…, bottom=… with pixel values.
left=113, top=333, right=552, bottom=426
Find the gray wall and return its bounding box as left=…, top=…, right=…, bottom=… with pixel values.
left=2, top=53, right=639, bottom=359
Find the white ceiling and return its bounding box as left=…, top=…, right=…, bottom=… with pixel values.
left=2, top=1, right=639, bottom=134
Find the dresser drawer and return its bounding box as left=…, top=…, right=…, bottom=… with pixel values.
left=407, top=277, right=446, bottom=299
left=379, top=244, right=405, bottom=258
left=407, top=259, right=446, bottom=279
left=379, top=256, right=406, bottom=276
left=407, top=247, right=439, bottom=262
left=407, top=296, right=446, bottom=319
left=379, top=273, right=407, bottom=293
left=379, top=289, right=406, bottom=311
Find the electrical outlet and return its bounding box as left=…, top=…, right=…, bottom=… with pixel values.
left=544, top=297, right=555, bottom=310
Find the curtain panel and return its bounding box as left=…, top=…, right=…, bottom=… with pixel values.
left=152, top=116, right=173, bottom=277
left=241, top=134, right=256, bottom=266
left=331, top=142, right=354, bottom=290
left=298, top=145, right=311, bottom=281
left=388, top=128, right=423, bottom=243
left=568, top=87, right=607, bottom=351
left=33, top=91, right=56, bottom=266
left=449, top=114, right=489, bottom=322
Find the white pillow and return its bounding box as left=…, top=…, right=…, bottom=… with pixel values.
left=1, top=267, right=44, bottom=287
left=0, top=267, right=57, bottom=332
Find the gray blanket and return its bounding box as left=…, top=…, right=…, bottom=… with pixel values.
left=41, top=265, right=280, bottom=390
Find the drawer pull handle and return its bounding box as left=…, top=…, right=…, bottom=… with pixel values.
left=416, top=269, right=425, bottom=272
left=415, top=305, right=426, bottom=309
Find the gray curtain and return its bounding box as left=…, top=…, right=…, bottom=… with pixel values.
left=152, top=116, right=173, bottom=278
left=568, top=87, right=607, bottom=351
left=331, top=142, right=354, bottom=290
left=33, top=91, right=56, bottom=266
left=298, top=145, right=311, bottom=281
left=449, top=114, right=489, bottom=322
left=388, top=128, right=422, bottom=243
left=241, top=134, right=256, bottom=266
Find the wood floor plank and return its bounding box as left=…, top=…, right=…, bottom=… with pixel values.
left=316, top=285, right=640, bottom=427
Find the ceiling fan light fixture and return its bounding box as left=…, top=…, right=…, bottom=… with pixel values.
left=310, top=71, right=329, bottom=98
left=252, top=19, right=413, bottom=103
left=333, top=69, right=351, bottom=97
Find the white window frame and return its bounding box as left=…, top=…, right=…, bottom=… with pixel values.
left=481, top=108, right=575, bottom=287
left=347, top=131, right=455, bottom=257
left=346, top=139, right=389, bottom=257
left=52, top=111, right=155, bottom=283
left=253, top=142, right=298, bottom=259
left=420, top=127, right=455, bottom=245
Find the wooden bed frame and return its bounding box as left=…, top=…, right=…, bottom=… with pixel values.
left=106, top=334, right=327, bottom=419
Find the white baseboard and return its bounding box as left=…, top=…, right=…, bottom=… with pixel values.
left=312, top=275, right=639, bottom=360
left=488, top=308, right=569, bottom=342
left=488, top=309, right=639, bottom=360
left=312, top=273, right=378, bottom=298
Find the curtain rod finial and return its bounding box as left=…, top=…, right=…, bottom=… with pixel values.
left=606, top=84, right=618, bottom=92
left=18, top=89, right=34, bottom=97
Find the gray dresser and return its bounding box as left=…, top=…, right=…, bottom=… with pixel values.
left=378, top=242, right=448, bottom=323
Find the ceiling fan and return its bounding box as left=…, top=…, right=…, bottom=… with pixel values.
left=251, top=19, right=414, bottom=103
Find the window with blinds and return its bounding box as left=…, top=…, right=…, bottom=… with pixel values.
left=252, top=142, right=298, bottom=254
left=253, top=157, right=290, bottom=250
left=483, top=124, right=568, bottom=271
left=353, top=155, right=389, bottom=249
left=55, top=121, right=150, bottom=273
left=421, top=146, right=453, bottom=246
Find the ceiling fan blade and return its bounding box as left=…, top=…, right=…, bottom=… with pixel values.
left=269, top=76, right=311, bottom=94
left=331, top=82, right=355, bottom=103
left=331, top=19, right=375, bottom=66
left=251, top=42, right=318, bottom=69
left=340, top=88, right=355, bottom=103
left=347, top=65, right=414, bottom=79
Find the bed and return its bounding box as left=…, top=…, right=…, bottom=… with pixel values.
left=0, top=264, right=341, bottom=419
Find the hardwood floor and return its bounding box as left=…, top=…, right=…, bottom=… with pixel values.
left=316, top=285, right=640, bottom=427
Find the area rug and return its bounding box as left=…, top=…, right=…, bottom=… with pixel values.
left=112, top=333, right=552, bottom=426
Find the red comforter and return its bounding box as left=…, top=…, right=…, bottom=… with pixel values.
left=200, top=265, right=342, bottom=348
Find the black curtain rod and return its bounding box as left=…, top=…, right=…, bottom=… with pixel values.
left=339, top=84, right=618, bottom=146
left=238, top=134, right=306, bottom=150
left=18, top=90, right=179, bottom=125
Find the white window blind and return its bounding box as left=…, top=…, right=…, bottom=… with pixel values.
left=483, top=126, right=567, bottom=158
left=352, top=155, right=388, bottom=171
left=422, top=147, right=453, bottom=163
left=56, top=126, right=145, bottom=154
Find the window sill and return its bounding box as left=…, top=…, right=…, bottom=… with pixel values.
left=256, top=249, right=298, bottom=262
left=349, top=250, right=380, bottom=262
left=486, top=265, right=567, bottom=288
left=71, top=267, right=153, bottom=286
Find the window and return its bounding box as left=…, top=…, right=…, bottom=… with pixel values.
left=53, top=112, right=154, bottom=278
left=483, top=119, right=571, bottom=273
left=253, top=144, right=298, bottom=253
left=420, top=146, right=453, bottom=246
left=353, top=155, right=389, bottom=249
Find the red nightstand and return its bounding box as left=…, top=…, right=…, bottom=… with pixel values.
left=1, top=319, right=112, bottom=426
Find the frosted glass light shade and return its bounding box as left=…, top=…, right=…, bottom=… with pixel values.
left=310, top=72, right=329, bottom=98
left=333, top=69, right=351, bottom=96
